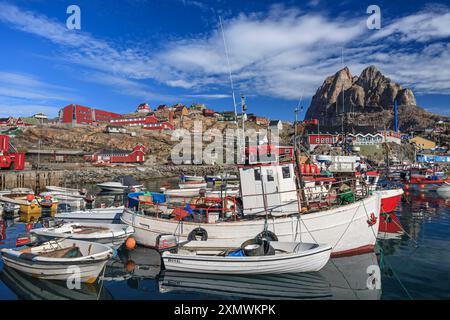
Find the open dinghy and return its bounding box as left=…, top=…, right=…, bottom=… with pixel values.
left=55, top=206, right=124, bottom=224
left=0, top=239, right=113, bottom=283
left=162, top=239, right=331, bottom=274
left=30, top=222, right=134, bottom=249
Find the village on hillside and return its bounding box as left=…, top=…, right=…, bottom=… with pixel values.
left=1, top=98, right=449, bottom=172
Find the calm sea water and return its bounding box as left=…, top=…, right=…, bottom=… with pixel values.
left=1, top=180, right=449, bottom=300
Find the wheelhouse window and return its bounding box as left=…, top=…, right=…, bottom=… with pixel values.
left=282, top=166, right=290, bottom=179
left=254, top=168, right=261, bottom=181
left=267, top=169, right=274, bottom=182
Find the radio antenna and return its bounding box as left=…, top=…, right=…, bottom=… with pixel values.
left=219, top=16, right=238, bottom=121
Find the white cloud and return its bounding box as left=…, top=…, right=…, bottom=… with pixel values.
left=0, top=71, right=76, bottom=117
left=184, top=94, right=230, bottom=99
left=0, top=1, right=449, bottom=108
left=369, top=11, right=450, bottom=43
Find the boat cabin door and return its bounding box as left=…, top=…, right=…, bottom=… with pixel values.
left=239, top=166, right=281, bottom=216
left=260, top=166, right=282, bottom=214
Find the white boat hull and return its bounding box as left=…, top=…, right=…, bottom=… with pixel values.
left=121, top=193, right=381, bottom=256
left=437, top=183, right=450, bottom=199
left=178, top=182, right=207, bottom=189
left=162, top=243, right=331, bottom=274
left=31, top=223, right=134, bottom=249
left=0, top=239, right=113, bottom=283
left=55, top=207, right=124, bottom=224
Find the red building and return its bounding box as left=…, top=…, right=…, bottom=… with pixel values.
left=0, top=135, right=25, bottom=170
left=110, top=115, right=159, bottom=126
left=110, top=112, right=174, bottom=130
left=59, top=104, right=123, bottom=125
left=245, top=144, right=294, bottom=164
left=248, top=115, right=269, bottom=126
left=306, top=133, right=341, bottom=151
left=203, top=109, right=216, bottom=117
left=84, top=144, right=146, bottom=164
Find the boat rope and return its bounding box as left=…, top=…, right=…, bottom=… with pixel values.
left=97, top=264, right=107, bottom=300
left=376, top=245, right=414, bottom=300
left=299, top=216, right=318, bottom=244
left=332, top=200, right=362, bottom=249
left=329, top=259, right=360, bottom=300
left=386, top=212, right=419, bottom=247
left=361, top=197, right=380, bottom=241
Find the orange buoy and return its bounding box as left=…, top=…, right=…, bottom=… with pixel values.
left=26, top=194, right=35, bottom=202
left=125, top=260, right=136, bottom=273
left=404, top=184, right=409, bottom=190
left=25, top=223, right=33, bottom=231
left=125, top=237, right=136, bottom=250
left=420, top=184, right=426, bottom=189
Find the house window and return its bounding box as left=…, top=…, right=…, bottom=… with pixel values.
left=282, top=166, right=290, bottom=179
left=316, top=138, right=320, bottom=143
left=321, top=138, right=325, bottom=143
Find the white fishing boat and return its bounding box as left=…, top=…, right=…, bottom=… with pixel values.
left=160, top=187, right=203, bottom=198
left=97, top=181, right=129, bottom=192
left=55, top=206, right=124, bottom=224
left=437, top=182, right=450, bottom=199
left=122, top=163, right=381, bottom=256
left=97, top=175, right=144, bottom=192
left=181, top=175, right=205, bottom=182
left=40, top=192, right=85, bottom=210
left=0, top=239, right=113, bottom=283
left=178, top=181, right=207, bottom=189
left=162, top=239, right=332, bottom=274
left=205, top=188, right=240, bottom=198
left=30, top=222, right=134, bottom=249
left=45, top=186, right=85, bottom=197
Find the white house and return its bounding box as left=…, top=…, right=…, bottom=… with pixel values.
left=269, top=120, right=283, bottom=131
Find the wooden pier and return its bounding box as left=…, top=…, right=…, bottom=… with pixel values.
left=0, top=170, right=65, bottom=193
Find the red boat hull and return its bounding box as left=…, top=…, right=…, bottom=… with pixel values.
left=380, top=194, right=402, bottom=213
left=378, top=189, right=403, bottom=233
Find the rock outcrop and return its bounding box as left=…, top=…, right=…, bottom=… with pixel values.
left=305, top=65, right=446, bottom=131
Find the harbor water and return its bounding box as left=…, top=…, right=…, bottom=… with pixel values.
left=0, top=179, right=449, bottom=300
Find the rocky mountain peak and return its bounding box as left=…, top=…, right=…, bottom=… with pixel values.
left=305, top=65, right=418, bottom=126
left=303, top=65, right=450, bottom=131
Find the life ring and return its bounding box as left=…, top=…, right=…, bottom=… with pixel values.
left=256, top=230, right=278, bottom=242
left=187, top=227, right=208, bottom=241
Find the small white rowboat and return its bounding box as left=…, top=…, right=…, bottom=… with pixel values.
left=55, top=206, right=124, bottom=224
left=437, top=182, right=450, bottom=199
left=30, top=222, right=134, bottom=249
left=178, top=181, right=207, bottom=189
left=162, top=240, right=332, bottom=274
left=0, top=239, right=113, bottom=283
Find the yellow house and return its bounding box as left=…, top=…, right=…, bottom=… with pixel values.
left=409, top=136, right=436, bottom=150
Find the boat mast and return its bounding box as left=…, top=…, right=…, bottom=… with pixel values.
left=219, top=16, right=238, bottom=122
left=293, top=107, right=308, bottom=209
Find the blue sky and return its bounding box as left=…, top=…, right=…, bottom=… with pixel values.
left=0, top=0, right=449, bottom=121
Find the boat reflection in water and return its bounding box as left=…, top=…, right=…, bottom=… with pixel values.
left=0, top=266, right=112, bottom=300
left=101, top=245, right=162, bottom=290
left=158, top=252, right=381, bottom=300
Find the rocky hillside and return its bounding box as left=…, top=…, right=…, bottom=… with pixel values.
left=305, top=65, right=448, bottom=131
left=11, top=114, right=277, bottom=163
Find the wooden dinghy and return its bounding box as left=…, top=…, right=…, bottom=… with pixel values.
left=178, top=181, right=207, bottom=189
left=55, top=206, right=125, bottom=224
left=0, top=239, right=113, bottom=283
left=437, top=182, right=450, bottom=199
left=162, top=239, right=331, bottom=274
left=30, top=222, right=134, bottom=249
